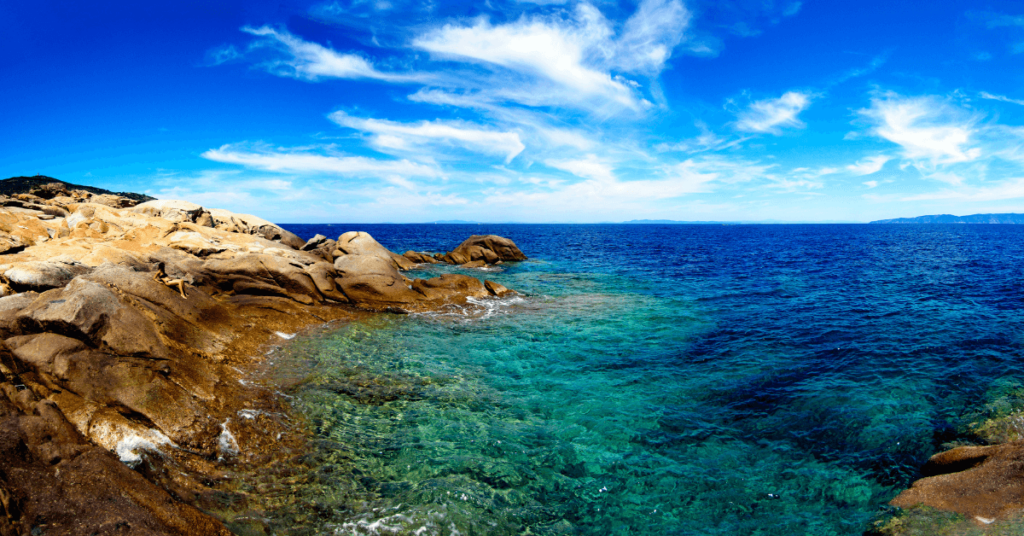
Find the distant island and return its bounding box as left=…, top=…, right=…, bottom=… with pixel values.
left=870, top=213, right=1024, bottom=224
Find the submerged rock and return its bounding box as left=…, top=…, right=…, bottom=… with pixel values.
left=0, top=180, right=524, bottom=533
left=890, top=442, right=1024, bottom=523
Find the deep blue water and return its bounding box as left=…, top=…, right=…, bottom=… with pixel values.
left=268, top=223, right=1024, bottom=535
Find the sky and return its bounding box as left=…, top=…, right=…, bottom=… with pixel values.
left=4, top=1, right=1024, bottom=223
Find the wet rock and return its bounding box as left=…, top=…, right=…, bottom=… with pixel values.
left=485, top=280, right=515, bottom=298
left=461, top=260, right=488, bottom=269
left=403, top=251, right=439, bottom=264
left=891, top=442, right=1024, bottom=522
left=411, top=274, right=489, bottom=303
left=0, top=386, right=232, bottom=535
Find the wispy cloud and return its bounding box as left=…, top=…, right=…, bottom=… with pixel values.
left=204, top=45, right=240, bottom=66
left=901, top=178, right=1024, bottom=202
left=412, top=0, right=688, bottom=113
left=328, top=111, right=525, bottom=163
left=734, top=91, right=813, bottom=134
left=412, top=7, right=642, bottom=111
left=980, top=91, right=1024, bottom=106
left=847, top=155, right=891, bottom=175
left=857, top=92, right=981, bottom=166
left=545, top=154, right=616, bottom=181
left=242, top=26, right=421, bottom=82
left=202, top=142, right=441, bottom=178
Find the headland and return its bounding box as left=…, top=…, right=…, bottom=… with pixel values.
left=0, top=177, right=524, bottom=535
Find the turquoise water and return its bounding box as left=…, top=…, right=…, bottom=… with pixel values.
left=264, top=224, right=1024, bottom=534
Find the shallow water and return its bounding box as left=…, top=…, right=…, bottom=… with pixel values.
left=263, top=224, right=1024, bottom=535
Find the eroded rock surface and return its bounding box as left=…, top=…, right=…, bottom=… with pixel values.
left=0, top=188, right=525, bottom=533
left=891, top=441, right=1024, bottom=524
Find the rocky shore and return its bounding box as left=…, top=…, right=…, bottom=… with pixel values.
left=0, top=178, right=525, bottom=535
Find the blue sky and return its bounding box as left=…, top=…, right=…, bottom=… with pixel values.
left=4, top=0, right=1024, bottom=222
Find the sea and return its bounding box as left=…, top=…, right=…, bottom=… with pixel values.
left=244, top=223, right=1024, bottom=535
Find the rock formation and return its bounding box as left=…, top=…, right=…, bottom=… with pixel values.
left=397, top=235, right=528, bottom=271
left=0, top=179, right=526, bottom=534
left=888, top=442, right=1024, bottom=526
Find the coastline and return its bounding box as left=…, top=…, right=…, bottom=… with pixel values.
left=0, top=178, right=526, bottom=535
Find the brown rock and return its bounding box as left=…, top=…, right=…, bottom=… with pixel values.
left=335, top=231, right=417, bottom=270
left=403, top=250, right=439, bottom=264
left=16, top=278, right=170, bottom=359
left=0, top=386, right=232, bottom=535
left=334, top=253, right=421, bottom=309
left=461, top=260, right=488, bottom=269
left=1, top=260, right=86, bottom=291
left=445, top=235, right=527, bottom=264
left=302, top=234, right=328, bottom=251
left=891, top=442, right=1024, bottom=523
left=411, top=274, right=489, bottom=303
left=485, top=280, right=515, bottom=298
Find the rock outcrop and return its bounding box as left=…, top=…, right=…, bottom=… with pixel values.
left=0, top=186, right=526, bottom=534
left=890, top=442, right=1024, bottom=524
left=442, top=234, right=528, bottom=265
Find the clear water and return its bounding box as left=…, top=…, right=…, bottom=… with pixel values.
left=263, top=223, right=1024, bottom=535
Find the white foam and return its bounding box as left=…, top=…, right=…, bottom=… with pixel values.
left=94, top=424, right=174, bottom=465
left=275, top=331, right=296, bottom=340
left=218, top=419, right=240, bottom=458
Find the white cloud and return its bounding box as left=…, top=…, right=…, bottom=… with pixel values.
left=205, top=45, right=240, bottom=66
left=863, top=180, right=879, bottom=188
left=735, top=91, right=813, bottom=134
left=658, top=121, right=747, bottom=153
left=242, top=26, right=419, bottom=82
left=847, top=155, right=891, bottom=175
left=901, top=178, right=1024, bottom=202
left=328, top=111, right=525, bottom=163
left=413, top=8, right=638, bottom=111
left=411, top=0, right=686, bottom=113
left=408, top=88, right=597, bottom=150
left=980, top=91, right=1024, bottom=106
left=201, top=143, right=441, bottom=178
left=545, top=154, right=616, bottom=181
left=858, top=92, right=982, bottom=166
left=614, top=0, right=690, bottom=75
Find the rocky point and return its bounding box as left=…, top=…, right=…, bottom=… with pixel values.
left=0, top=178, right=526, bottom=535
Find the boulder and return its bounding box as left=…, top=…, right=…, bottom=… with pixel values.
left=891, top=442, right=1024, bottom=523
left=444, top=235, right=526, bottom=264
left=411, top=274, right=489, bottom=302
left=207, top=208, right=305, bottom=249
left=485, top=280, right=515, bottom=298
left=132, top=199, right=209, bottom=224
left=403, top=250, right=439, bottom=264
left=335, top=231, right=416, bottom=270
left=16, top=278, right=169, bottom=359
left=302, top=235, right=337, bottom=262
left=334, top=253, right=421, bottom=309
left=461, top=260, right=488, bottom=269
left=200, top=255, right=324, bottom=305
left=2, top=260, right=90, bottom=291
left=301, top=234, right=328, bottom=251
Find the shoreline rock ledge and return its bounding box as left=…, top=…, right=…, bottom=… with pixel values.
left=0, top=178, right=526, bottom=535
